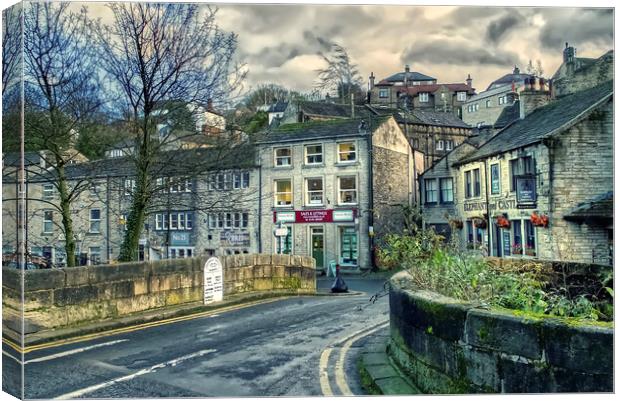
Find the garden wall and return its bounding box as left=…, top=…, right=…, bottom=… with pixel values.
left=2, top=254, right=315, bottom=337
left=388, top=271, right=613, bottom=394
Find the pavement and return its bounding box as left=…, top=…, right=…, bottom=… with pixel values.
left=2, top=275, right=395, bottom=398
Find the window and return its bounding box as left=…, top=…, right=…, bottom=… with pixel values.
left=275, top=179, right=292, bottom=206
left=224, top=213, right=233, bottom=229
left=486, top=99, right=491, bottom=108
left=305, top=178, right=324, bottom=206
left=510, top=156, right=535, bottom=191
left=155, top=212, right=192, bottom=231
left=275, top=147, right=292, bottom=167
left=305, top=144, right=323, bottom=164
left=156, top=214, right=164, bottom=230
left=424, top=179, right=438, bottom=204
left=242, top=212, right=249, bottom=228
left=170, top=213, right=178, bottom=229
left=474, top=103, right=479, bottom=111
left=242, top=172, right=250, bottom=188
left=338, top=176, right=357, bottom=204
left=338, top=142, right=356, bottom=162
left=379, top=89, right=389, bottom=98
left=439, top=178, right=453, bottom=203
left=457, top=91, right=467, bottom=101
left=121, top=213, right=128, bottom=231
left=216, top=173, right=225, bottom=190
left=490, top=164, right=500, bottom=195
left=89, top=209, right=101, bottom=233
left=465, top=171, right=472, bottom=198
left=217, top=213, right=224, bottom=228
left=446, top=140, right=454, bottom=151
left=124, top=179, right=136, bottom=196
left=208, top=214, right=217, bottom=229
left=170, top=177, right=192, bottom=193
left=499, top=95, right=507, bottom=105
left=89, top=247, right=102, bottom=265
left=467, top=105, right=473, bottom=113
left=43, top=184, right=54, bottom=200
left=43, top=211, right=53, bottom=234
left=473, top=169, right=481, bottom=197
left=233, top=173, right=241, bottom=189
left=275, top=227, right=292, bottom=254
left=436, top=140, right=444, bottom=151
left=525, top=220, right=536, bottom=256
left=168, top=247, right=194, bottom=259
left=419, top=92, right=429, bottom=102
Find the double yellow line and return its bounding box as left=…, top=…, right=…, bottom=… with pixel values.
left=2, top=297, right=285, bottom=354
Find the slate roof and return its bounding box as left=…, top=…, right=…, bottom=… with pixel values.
left=493, top=100, right=521, bottom=129
left=298, top=101, right=371, bottom=119
left=3, top=151, right=42, bottom=167
left=366, top=106, right=471, bottom=129
left=564, top=192, right=613, bottom=222
left=487, top=73, right=535, bottom=90
left=400, top=83, right=475, bottom=95
left=381, top=70, right=436, bottom=83
left=455, top=80, right=613, bottom=166
left=255, top=116, right=391, bottom=145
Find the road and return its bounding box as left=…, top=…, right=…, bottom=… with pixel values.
left=2, top=276, right=390, bottom=398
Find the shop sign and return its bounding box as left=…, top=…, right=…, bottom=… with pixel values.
left=220, top=231, right=250, bottom=247
left=203, top=257, right=223, bottom=304
left=273, top=209, right=356, bottom=223
left=170, top=232, right=190, bottom=246
left=464, top=199, right=519, bottom=212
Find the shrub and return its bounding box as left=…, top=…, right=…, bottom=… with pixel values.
left=380, top=232, right=613, bottom=321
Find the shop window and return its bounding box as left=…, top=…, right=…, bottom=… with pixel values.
left=525, top=220, right=536, bottom=256
left=275, top=227, right=292, bottom=254
left=305, top=144, right=323, bottom=165
left=424, top=179, right=437, bottom=204
left=439, top=178, right=453, bottom=204
left=338, top=142, right=356, bottom=162
left=340, top=227, right=358, bottom=265
left=338, top=176, right=357, bottom=204
left=512, top=220, right=523, bottom=255
left=305, top=178, right=324, bottom=206
left=275, top=179, right=292, bottom=206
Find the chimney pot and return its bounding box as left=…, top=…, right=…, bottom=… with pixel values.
left=405, top=64, right=410, bottom=73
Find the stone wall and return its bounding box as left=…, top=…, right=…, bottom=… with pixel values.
left=388, top=271, right=613, bottom=394
left=372, top=146, right=410, bottom=238
left=2, top=254, right=315, bottom=336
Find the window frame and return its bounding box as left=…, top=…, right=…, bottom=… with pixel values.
left=439, top=178, right=454, bottom=204
left=337, top=142, right=357, bottom=163
left=337, top=176, right=358, bottom=205
left=457, top=91, right=467, bottom=101
left=436, top=139, right=444, bottom=151
left=89, top=208, right=101, bottom=233
left=274, top=147, right=292, bottom=167
left=305, top=177, right=324, bottom=206
left=378, top=88, right=389, bottom=98
left=304, top=143, right=323, bottom=165
left=274, top=179, right=293, bottom=207
left=42, top=183, right=54, bottom=200
left=424, top=178, right=438, bottom=205
left=43, top=210, right=53, bottom=234
left=419, top=92, right=429, bottom=103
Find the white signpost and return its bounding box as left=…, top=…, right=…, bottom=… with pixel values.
left=203, top=257, right=223, bottom=305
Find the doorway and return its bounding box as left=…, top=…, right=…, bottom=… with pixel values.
left=310, top=227, right=324, bottom=269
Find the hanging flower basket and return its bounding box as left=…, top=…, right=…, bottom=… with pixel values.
left=474, top=218, right=487, bottom=229
left=496, top=215, right=510, bottom=228
left=449, top=219, right=464, bottom=229
left=530, top=212, right=549, bottom=228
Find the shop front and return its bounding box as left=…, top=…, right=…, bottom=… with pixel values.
left=273, top=209, right=361, bottom=271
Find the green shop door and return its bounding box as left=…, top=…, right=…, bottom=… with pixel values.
left=311, top=227, right=324, bottom=269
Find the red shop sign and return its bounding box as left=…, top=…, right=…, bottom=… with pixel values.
left=295, top=209, right=333, bottom=223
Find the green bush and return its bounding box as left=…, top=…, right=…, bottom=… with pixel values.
left=380, top=231, right=613, bottom=321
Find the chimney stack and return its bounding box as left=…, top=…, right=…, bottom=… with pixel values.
left=368, top=72, right=375, bottom=91
left=351, top=93, right=355, bottom=118
left=405, top=64, right=410, bottom=73
left=466, top=74, right=472, bottom=88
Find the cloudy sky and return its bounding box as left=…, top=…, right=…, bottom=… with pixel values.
left=66, top=1, right=614, bottom=95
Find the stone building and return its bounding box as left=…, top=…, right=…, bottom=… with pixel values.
left=420, top=81, right=613, bottom=265
left=2, top=147, right=261, bottom=267
left=552, top=44, right=613, bottom=98
left=462, top=66, right=546, bottom=129
left=255, top=116, right=414, bottom=272
left=368, top=65, right=475, bottom=117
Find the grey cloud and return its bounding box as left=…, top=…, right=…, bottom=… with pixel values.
left=486, top=14, right=523, bottom=43
left=538, top=8, right=613, bottom=50
left=447, top=6, right=506, bottom=21
left=402, top=40, right=520, bottom=67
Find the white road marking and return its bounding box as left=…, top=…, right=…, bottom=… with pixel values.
left=335, top=322, right=389, bottom=395
left=53, top=348, right=217, bottom=399
left=2, top=350, right=23, bottom=364
left=318, top=319, right=389, bottom=396
left=319, top=347, right=334, bottom=396
left=25, top=339, right=129, bottom=364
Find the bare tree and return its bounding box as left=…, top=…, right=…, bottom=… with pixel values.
left=20, top=2, right=103, bottom=267
left=2, top=6, right=21, bottom=97
left=93, top=3, right=247, bottom=261
left=314, top=43, right=363, bottom=103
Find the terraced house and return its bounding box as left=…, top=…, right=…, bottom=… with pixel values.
left=421, top=81, right=613, bottom=265
left=256, top=116, right=415, bottom=272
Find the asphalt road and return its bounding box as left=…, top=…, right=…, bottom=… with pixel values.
left=2, top=275, right=391, bottom=398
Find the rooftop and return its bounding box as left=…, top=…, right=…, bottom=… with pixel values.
left=456, top=80, right=613, bottom=165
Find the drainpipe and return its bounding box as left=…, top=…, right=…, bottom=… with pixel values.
left=367, top=115, right=375, bottom=270
left=106, top=176, right=111, bottom=263
left=483, top=161, right=491, bottom=256
left=257, top=165, right=262, bottom=253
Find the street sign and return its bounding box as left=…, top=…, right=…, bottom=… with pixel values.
left=204, top=257, right=223, bottom=305
left=274, top=227, right=288, bottom=237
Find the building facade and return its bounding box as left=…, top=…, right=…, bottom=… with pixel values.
left=420, top=81, right=613, bottom=266
left=256, top=116, right=414, bottom=272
